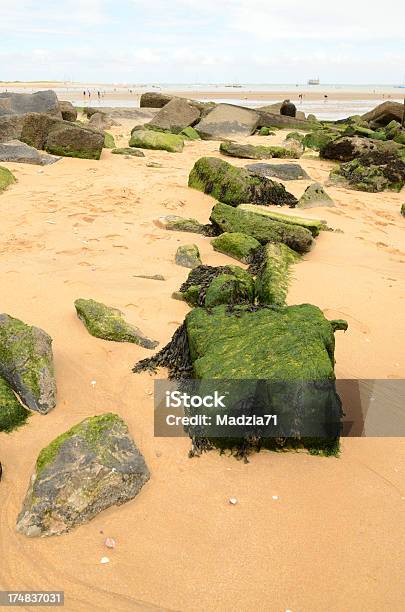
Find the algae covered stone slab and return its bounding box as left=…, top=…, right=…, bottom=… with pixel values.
left=0, top=376, right=30, bottom=433
left=246, top=162, right=310, bottom=180
left=253, top=243, right=299, bottom=307
left=210, top=202, right=313, bottom=253
left=239, top=203, right=325, bottom=237
left=188, top=157, right=297, bottom=207
left=111, top=147, right=145, bottom=157
left=211, top=232, right=260, bottom=263
left=297, top=183, right=335, bottom=208
left=75, top=298, right=158, bottom=349
left=0, top=314, right=56, bottom=415
left=220, top=142, right=300, bottom=160
left=129, top=129, right=184, bottom=153
left=45, top=124, right=104, bottom=160
left=16, top=413, right=150, bottom=537
left=175, top=244, right=202, bottom=269
left=156, top=215, right=207, bottom=234
left=0, top=165, right=16, bottom=193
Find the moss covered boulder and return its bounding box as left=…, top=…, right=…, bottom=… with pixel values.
left=210, top=202, right=313, bottom=253
left=104, top=132, right=116, bottom=148
left=211, top=232, right=260, bottom=263
left=111, top=147, right=145, bottom=157
left=175, top=244, right=202, bottom=269
left=45, top=124, right=104, bottom=160
left=303, top=129, right=340, bottom=151
left=239, top=204, right=325, bottom=237
left=246, top=162, right=310, bottom=181
left=175, top=264, right=254, bottom=307
left=0, top=314, right=56, bottom=415
left=220, top=142, right=300, bottom=160
left=188, top=157, right=297, bottom=207
left=180, top=126, right=201, bottom=140
left=156, top=215, right=208, bottom=234
left=16, top=413, right=150, bottom=537
left=0, top=165, right=16, bottom=193
left=320, top=135, right=378, bottom=162
left=129, top=129, right=184, bottom=153
left=0, top=376, right=30, bottom=433
left=253, top=243, right=299, bottom=306
left=75, top=298, right=157, bottom=349
left=297, top=183, right=335, bottom=208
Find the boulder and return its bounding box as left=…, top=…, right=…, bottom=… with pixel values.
left=246, top=162, right=310, bottom=180
left=155, top=215, right=208, bottom=234
left=147, top=98, right=201, bottom=133
left=74, top=298, right=158, bottom=349
left=44, top=123, right=104, bottom=160
left=20, top=113, right=61, bottom=149
left=210, top=202, right=313, bottom=253
left=361, top=101, right=405, bottom=127
left=297, top=183, right=335, bottom=208
left=303, top=129, right=340, bottom=151
left=180, top=126, right=201, bottom=140
left=85, top=106, right=159, bottom=123
left=103, top=133, right=116, bottom=149
left=194, top=103, right=260, bottom=139
left=140, top=92, right=175, bottom=108
left=0, top=376, right=30, bottom=433
left=175, top=265, right=254, bottom=308
left=88, top=112, right=119, bottom=132
left=280, top=100, right=297, bottom=117
left=0, top=140, right=60, bottom=165
left=238, top=204, right=324, bottom=237
left=211, top=232, right=261, bottom=263
left=257, top=127, right=276, bottom=136
left=0, top=166, right=16, bottom=193
left=111, top=147, right=145, bottom=157
left=257, top=103, right=305, bottom=120
left=0, top=90, right=60, bottom=117
left=253, top=243, right=299, bottom=307
left=320, top=136, right=378, bottom=161
left=0, top=314, right=56, bottom=414
left=59, top=101, right=77, bottom=122
left=129, top=129, right=184, bottom=153
left=16, top=413, right=150, bottom=537
left=188, top=157, right=297, bottom=207
left=220, top=142, right=300, bottom=160
left=0, top=115, right=25, bottom=143
left=175, top=244, right=202, bottom=268
left=256, top=110, right=315, bottom=130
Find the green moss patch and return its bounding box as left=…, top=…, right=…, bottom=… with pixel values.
left=0, top=166, right=16, bottom=193
left=0, top=376, right=30, bottom=433
left=129, top=129, right=184, bottom=153
left=211, top=231, right=260, bottom=263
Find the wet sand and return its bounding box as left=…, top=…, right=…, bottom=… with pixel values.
left=0, top=123, right=404, bottom=611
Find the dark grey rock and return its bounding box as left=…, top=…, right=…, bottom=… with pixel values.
left=0, top=115, right=25, bottom=143
left=0, top=140, right=61, bottom=165
left=246, top=163, right=311, bottom=180
left=147, top=97, right=201, bottom=133
left=59, top=101, right=77, bottom=122
left=0, top=90, right=61, bottom=117
left=194, top=103, right=260, bottom=139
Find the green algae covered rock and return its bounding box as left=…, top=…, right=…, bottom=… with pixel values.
left=129, top=129, right=184, bottom=153
left=210, top=202, right=313, bottom=253
left=253, top=243, right=299, bottom=307
left=44, top=124, right=104, bottom=160
left=175, top=244, right=202, bottom=269
left=297, top=183, right=335, bottom=209
left=0, top=314, right=56, bottom=415
left=180, top=126, right=201, bottom=140
left=220, top=142, right=300, bottom=160
left=188, top=157, right=298, bottom=207
left=211, top=231, right=260, bottom=263
left=111, top=147, right=145, bottom=157
left=104, top=132, right=116, bottom=148
left=0, top=376, right=30, bottom=433
left=258, top=127, right=275, bottom=136
left=303, top=129, right=340, bottom=151
left=74, top=298, right=158, bottom=349
left=156, top=215, right=208, bottom=234
left=0, top=165, right=16, bottom=193
left=330, top=146, right=405, bottom=192
left=285, top=131, right=305, bottom=143
left=16, top=413, right=150, bottom=537
left=239, top=203, right=325, bottom=237
left=175, top=264, right=254, bottom=307
left=343, top=125, right=386, bottom=140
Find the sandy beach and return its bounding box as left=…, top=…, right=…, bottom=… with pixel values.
left=1, top=119, right=405, bottom=611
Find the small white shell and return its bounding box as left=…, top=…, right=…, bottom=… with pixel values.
left=100, top=557, right=110, bottom=564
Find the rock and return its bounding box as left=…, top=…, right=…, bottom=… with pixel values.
left=155, top=215, right=207, bottom=234
left=361, top=101, right=405, bottom=127
left=285, top=131, right=305, bottom=143
left=74, top=298, right=158, bottom=349
left=320, top=136, right=381, bottom=162
left=176, top=265, right=254, bottom=307
left=129, top=129, right=184, bottom=153
left=188, top=157, right=298, bottom=207
left=256, top=111, right=316, bottom=130
left=180, top=126, right=201, bottom=140
left=104, top=133, right=116, bottom=149
left=140, top=92, right=175, bottom=108
left=246, top=162, right=310, bottom=180
left=238, top=204, right=324, bottom=237
left=194, top=103, right=260, bottom=139
left=257, top=103, right=305, bottom=120
left=220, top=142, right=300, bottom=160
left=0, top=115, right=25, bottom=143
left=19, top=113, right=61, bottom=149
left=280, top=100, right=297, bottom=117
left=0, top=166, right=16, bottom=193
left=303, top=129, right=340, bottom=151
left=175, top=244, right=202, bottom=268
left=0, top=90, right=60, bottom=117
left=210, top=202, right=313, bottom=253
left=211, top=232, right=260, bottom=263
left=111, top=147, right=145, bottom=157
left=253, top=243, right=299, bottom=307
left=88, top=112, right=115, bottom=131
left=0, top=314, right=56, bottom=414
left=257, top=127, right=275, bottom=136
left=401, top=203, right=405, bottom=217
left=0, top=376, right=30, bottom=433
left=45, top=123, right=104, bottom=160
left=0, top=140, right=61, bottom=165
left=16, top=413, right=150, bottom=537
left=147, top=98, right=201, bottom=134
left=343, top=125, right=386, bottom=140
left=59, top=101, right=77, bottom=122
left=297, top=183, right=335, bottom=208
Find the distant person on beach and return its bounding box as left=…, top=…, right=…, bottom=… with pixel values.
left=98, top=91, right=101, bottom=100
left=299, top=93, right=303, bottom=103
left=324, top=94, right=328, bottom=102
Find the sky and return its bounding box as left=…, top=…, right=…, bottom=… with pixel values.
left=0, top=0, right=404, bottom=84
